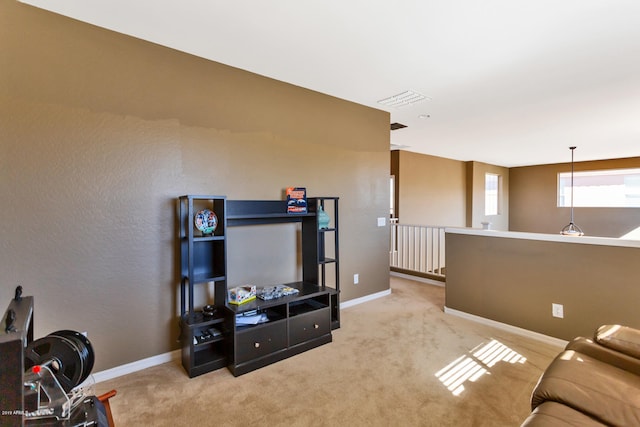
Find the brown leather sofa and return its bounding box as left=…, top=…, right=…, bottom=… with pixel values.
left=521, top=325, right=640, bottom=426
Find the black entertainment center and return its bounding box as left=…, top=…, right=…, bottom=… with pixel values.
left=178, top=195, right=340, bottom=378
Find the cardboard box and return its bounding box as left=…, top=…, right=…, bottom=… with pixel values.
left=228, top=285, right=257, bottom=305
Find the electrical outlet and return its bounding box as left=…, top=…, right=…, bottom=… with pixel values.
left=354, top=274, right=359, bottom=284
left=377, top=217, right=386, bottom=227
left=552, top=303, right=564, bottom=318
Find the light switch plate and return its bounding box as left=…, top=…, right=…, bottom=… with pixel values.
left=552, top=303, right=564, bottom=318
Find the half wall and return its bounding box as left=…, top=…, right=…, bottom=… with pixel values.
left=445, top=228, right=640, bottom=341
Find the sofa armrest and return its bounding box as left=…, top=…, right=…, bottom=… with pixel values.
left=521, top=401, right=605, bottom=427
left=566, top=337, right=640, bottom=376
left=530, top=350, right=640, bottom=426
left=595, top=324, right=640, bottom=359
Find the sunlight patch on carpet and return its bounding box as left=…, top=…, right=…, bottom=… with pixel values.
left=435, top=339, right=526, bottom=396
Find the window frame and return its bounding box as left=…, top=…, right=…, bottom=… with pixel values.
left=485, top=173, right=501, bottom=216
left=557, top=168, right=640, bottom=208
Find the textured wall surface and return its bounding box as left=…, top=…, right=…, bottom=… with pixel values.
left=0, top=2, right=390, bottom=371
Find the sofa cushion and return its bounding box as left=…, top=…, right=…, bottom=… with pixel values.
left=521, top=401, right=604, bottom=426
left=531, top=350, right=640, bottom=426
left=566, top=337, right=640, bottom=376
left=595, top=324, right=640, bottom=360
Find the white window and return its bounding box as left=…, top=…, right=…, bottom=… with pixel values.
left=485, top=173, right=500, bottom=215
left=558, top=168, right=640, bottom=208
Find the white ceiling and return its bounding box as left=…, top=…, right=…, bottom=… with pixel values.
left=20, top=0, right=640, bottom=166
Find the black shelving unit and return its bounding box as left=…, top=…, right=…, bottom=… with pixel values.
left=178, top=195, right=228, bottom=378
left=305, top=197, right=340, bottom=329
left=225, top=198, right=340, bottom=376
left=225, top=281, right=332, bottom=376
left=178, top=195, right=340, bottom=377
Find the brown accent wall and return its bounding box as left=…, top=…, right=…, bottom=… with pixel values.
left=445, top=231, right=640, bottom=341
left=510, top=157, right=640, bottom=237
left=0, top=2, right=390, bottom=371
left=392, top=152, right=510, bottom=229
left=394, top=151, right=467, bottom=226
left=466, top=161, right=509, bottom=230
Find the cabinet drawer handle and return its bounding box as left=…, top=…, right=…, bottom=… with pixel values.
left=254, top=342, right=260, bottom=348
left=314, top=324, right=319, bottom=329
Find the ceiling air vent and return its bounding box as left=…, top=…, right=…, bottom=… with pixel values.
left=390, top=122, right=407, bottom=131
left=378, top=90, right=430, bottom=108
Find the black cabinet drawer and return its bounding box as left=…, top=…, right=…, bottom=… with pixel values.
left=289, top=307, right=330, bottom=346
left=235, top=320, right=287, bottom=364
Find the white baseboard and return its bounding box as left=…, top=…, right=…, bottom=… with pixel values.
left=340, top=288, right=392, bottom=309
left=444, top=306, right=568, bottom=348
left=91, top=349, right=180, bottom=384
left=390, top=271, right=445, bottom=287
left=90, top=289, right=392, bottom=384
left=89, top=296, right=561, bottom=386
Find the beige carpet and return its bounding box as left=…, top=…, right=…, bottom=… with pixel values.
left=95, top=276, right=561, bottom=426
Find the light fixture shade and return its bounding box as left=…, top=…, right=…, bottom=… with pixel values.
left=560, top=146, right=584, bottom=236
left=560, top=222, right=584, bottom=236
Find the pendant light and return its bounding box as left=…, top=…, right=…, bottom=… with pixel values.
left=560, top=146, right=584, bottom=236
